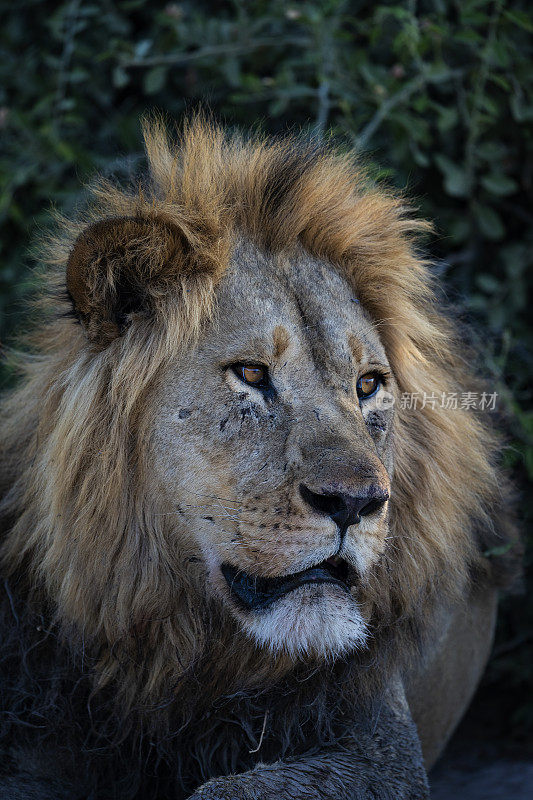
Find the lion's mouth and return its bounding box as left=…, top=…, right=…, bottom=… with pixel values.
left=221, top=556, right=353, bottom=611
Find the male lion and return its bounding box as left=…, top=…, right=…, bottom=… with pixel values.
left=0, top=117, right=518, bottom=800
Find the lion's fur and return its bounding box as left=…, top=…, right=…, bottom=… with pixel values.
left=0, top=115, right=518, bottom=794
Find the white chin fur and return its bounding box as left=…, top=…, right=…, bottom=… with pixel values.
left=240, top=584, right=367, bottom=661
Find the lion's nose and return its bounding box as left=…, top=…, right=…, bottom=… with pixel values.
left=299, top=483, right=388, bottom=530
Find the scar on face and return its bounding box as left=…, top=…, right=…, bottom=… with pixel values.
left=273, top=325, right=290, bottom=359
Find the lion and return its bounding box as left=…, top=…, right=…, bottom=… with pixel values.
left=0, top=116, right=519, bottom=800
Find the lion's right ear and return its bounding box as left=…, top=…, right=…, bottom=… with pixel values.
left=66, top=216, right=187, bottom=347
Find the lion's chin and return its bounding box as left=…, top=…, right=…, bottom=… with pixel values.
left=221, top=559, right=368, bottom=660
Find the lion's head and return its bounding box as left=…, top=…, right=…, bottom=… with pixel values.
left=0, top=116, right=513, bottom=714
left=145, top=238, right=396, bottom=658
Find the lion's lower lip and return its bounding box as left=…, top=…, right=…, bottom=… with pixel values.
left=221, top=558, right=351, bottom=611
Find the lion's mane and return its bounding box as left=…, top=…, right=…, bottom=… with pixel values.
left=0, top=116, right=518, bottom=792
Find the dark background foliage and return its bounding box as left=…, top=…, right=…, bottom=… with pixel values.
left=1, top=0, right=531, bottom=746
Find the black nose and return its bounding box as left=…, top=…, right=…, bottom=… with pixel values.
left=299, top=483, right=388, bottom=531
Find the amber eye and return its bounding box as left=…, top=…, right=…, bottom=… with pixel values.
left=232, top=364, right=269, bottom=388
left=357, top=373, right=381, bottom=399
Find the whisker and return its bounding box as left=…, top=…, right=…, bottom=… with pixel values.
left=182, top=489, right=243, bottom=504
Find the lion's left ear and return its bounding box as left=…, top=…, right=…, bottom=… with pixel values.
left=66, top=216, right=186, bottom=347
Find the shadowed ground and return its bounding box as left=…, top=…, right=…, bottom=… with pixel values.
left=430, top=685, right=533, bottom=799
left=431, top=751, right=533, bottom=798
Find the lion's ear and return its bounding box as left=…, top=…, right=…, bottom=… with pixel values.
left=66, top=216, right=186, bottom=347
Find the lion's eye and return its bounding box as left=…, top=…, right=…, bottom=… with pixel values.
left=357, top=373, right=381, bottom=399
left=232, top=364, right=269, bottom=388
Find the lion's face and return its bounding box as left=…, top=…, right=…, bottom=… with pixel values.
left=148, top=241, right=395, bottom=659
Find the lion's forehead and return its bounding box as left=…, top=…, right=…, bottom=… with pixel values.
left=210, top=240, right=388, bottom=372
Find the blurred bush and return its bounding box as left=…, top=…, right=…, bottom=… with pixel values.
left=1, top=0, right=532, bottom=738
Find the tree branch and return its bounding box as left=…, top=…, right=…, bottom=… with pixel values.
left=356, top=68, right=464, bottom=150
left=121, top=37, right=311, bottom=69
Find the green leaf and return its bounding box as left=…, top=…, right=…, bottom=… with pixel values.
left=510, top=94, right=533, bottom=122
left=436, top=106, right=458, bottom=133
left=113, top=65, right=130, bottom=89
left=481, top=174, right=518, bottom=196
left=475, top=204, right=505, bottom=240
left=143, top=66, right=166, bottom=95
left=54, top=140, right=77, bottom=162
left=504, top=10, right=533, bottom=33
left=483, top=542, right=514, bottom=558
left=434, top=155, right=471, bottom=198
left=476, top=274, right=500, bottom=293
left=134, top=39, right=153, bottom=58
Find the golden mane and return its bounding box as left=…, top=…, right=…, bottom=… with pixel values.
left=0, top=116, right=517, bottom=727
